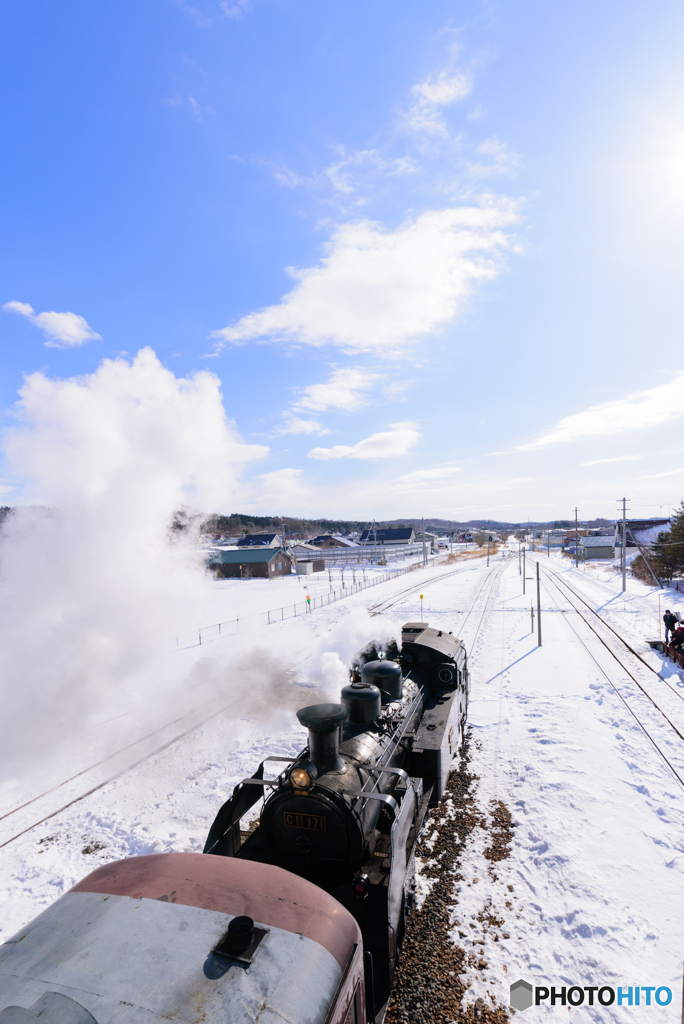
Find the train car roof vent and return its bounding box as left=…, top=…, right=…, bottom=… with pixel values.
left=208, top=915, right=268, bottom=976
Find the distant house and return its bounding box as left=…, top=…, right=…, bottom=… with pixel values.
left=580, top=536, right=616, bottom=560
left=310, top=534, right=358, bottom=548
left=359, top=527, right=415, bottom=545
left=415, top=530, right=439, bottom=553
left=236, top=533, right=283, bottom=548
left=207, top=548, right=292, bottom=578
left=291, top=541, right=323, bottom=559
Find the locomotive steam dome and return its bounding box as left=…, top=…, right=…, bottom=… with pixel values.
left=340, top=679, right=382, bottom=725
left=361, top=659, right=403, bottom=704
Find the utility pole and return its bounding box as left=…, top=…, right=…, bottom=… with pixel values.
left=536, top=561, right=542, bottom=647
left=619, top=497, right=630, bottom=593
left=422, top=516, right=427, bottom=566
left=487, top=541, right=490, bottom=567
left=574, top=508, right=579, bottom=568
left=523, top=547, right=526, bottom=595
left=547, top=531, right=550, bottom=558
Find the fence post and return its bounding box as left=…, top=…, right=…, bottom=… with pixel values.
left=268, top=610, right=270, bottom=625
left=199, top=630, right=202, bottom=645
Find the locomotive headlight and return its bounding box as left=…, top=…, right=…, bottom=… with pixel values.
left=290, top=767, right=312, bottom=790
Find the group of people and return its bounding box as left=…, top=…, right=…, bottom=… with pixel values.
left=663, top=609, right=684, bottom=648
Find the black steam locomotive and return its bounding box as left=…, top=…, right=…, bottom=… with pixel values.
left=204, top=621, right=469, bottom=1020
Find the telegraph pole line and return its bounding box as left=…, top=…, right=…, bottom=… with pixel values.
left=536, top=561, right=542, bottom=646
left=619, top=497, right=630, bottom=593
left=574, top=508, right=579, bottom=568
left=523, top=546, right=526, bottom=595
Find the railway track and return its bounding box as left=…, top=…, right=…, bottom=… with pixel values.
left=369, top=563, right=475, bottom=615
left=536, top=559, right=684, bottom=790
left=0, top=696, right=238, bottom=851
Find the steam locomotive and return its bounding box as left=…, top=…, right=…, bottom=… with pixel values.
left=0, top=622, right=468, bottom=1024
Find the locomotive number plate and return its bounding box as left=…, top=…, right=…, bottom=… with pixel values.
left=284, top=811, right=327, bottom=831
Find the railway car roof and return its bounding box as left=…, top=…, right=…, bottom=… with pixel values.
left=0, top=853, right=360, bottom=1024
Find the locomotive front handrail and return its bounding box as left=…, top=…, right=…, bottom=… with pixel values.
left=240, top=778, right=280, bottom=787
left=345, top=791, right=399, bottom=819
left=365, top=766, right=410, bottom=784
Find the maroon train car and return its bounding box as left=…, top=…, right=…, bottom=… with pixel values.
left=0, top=852, right=365, bottom=1024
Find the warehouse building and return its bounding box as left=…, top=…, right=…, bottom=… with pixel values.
left=580, top=536, right=616, bottom=560
left=359, top=527, right=415, bottom=545
left=208, top=548, right=292, bottom=578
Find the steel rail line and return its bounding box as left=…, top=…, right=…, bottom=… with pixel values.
left=0, top=698, right=237, bottom=851
left=537, top=565, right=684, bottom=792
left=369, top=566, right=471, bottom=616
left=457, top=561, right=507, bottom=642
left=536, top=561, right=684, bottom=745
left=542, top=565, right=684, bottom=707
left=0, top=707, right=200, bottom=826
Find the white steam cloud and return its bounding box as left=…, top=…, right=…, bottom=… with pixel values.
left=0, top=348, right=268, bottom=765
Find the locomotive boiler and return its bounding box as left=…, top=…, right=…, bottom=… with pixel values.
left=204, top=621, right=469, bottom=1020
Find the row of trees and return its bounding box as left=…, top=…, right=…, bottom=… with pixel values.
left=631, top=501, right=684, bottom=584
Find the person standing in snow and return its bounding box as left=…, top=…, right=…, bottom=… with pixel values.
left=670, top=621, right=684, bottom=649
left=663, top=609, right=677, bottom=642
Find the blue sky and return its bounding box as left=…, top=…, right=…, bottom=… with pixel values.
left=2, top=0, right=684, bottom=522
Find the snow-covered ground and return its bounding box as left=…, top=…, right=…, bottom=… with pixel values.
left=1, top=548, right=683, bottom=1020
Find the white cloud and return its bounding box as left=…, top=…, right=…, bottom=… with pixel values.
left=640, top=468, right=684, bottom=479
left=3, top=300, right=101, bottom=348
left=293, top=367, right=378, bottom=413
left=411, top=72, right=471, bottom=106
left=470, top=138, right=521, bottom=177
left=404, top=69, right=472, bottom=136
left=276, top=414, right=329, bottom=436
left=211, top=203, right=517, bottom=355
left=517, top=374, right=684, bottom=451
left=308, top=422, right=420, bottom=461
left=250, top=468, right=309, bottom=507
left=4, top=300, right=34, bottom=317
left=580, top=455, right=642, bottom=467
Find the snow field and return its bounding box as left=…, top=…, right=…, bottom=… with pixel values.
left=461, top=552, right=684, bottom=1020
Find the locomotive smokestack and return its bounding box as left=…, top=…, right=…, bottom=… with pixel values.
left=296, top=703, right=348, bottom=774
